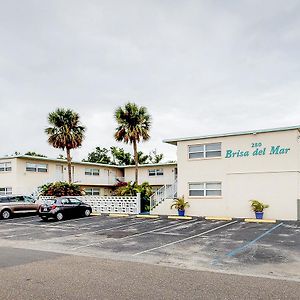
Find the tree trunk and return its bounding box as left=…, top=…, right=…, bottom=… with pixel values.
left=66, top=148, right=72, bottom=184
left=133, top=140, right=138, bottom=184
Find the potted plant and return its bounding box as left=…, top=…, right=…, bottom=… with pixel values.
left=250, top=200, right=269, bottom=219
left=171, top=196, right=189, bottom=216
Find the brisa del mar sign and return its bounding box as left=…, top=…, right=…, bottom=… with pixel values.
left=225, top=142, right=291, bottom=158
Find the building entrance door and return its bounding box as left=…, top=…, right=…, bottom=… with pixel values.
left=56, top=165, right=64, bottom=181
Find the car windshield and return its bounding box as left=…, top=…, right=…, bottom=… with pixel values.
left=44, top=200, right=56, bottom=205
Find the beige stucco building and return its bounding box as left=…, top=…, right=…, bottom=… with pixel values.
left=0, top=155, right=176, bottom=197
left=157, top=125, right=300, bottom=221
left=124, top=163, right=177, bottom=190
left=2, top=125, right=300, bottom=220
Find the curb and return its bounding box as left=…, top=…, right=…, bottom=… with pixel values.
left=109, top=213, right=129, bottom=217
left=91, top=212, right=101, bottom=216
left=136, top=215, right=159, bottom=218
left=168, top=215, right=193, bottom=220
left=205, top=216, right=233, bottom=221
left=244, top=218, right=276, bottom=223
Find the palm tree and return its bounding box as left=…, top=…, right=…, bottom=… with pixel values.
left=45, top=108, right=86, bottom=183
left=114, top=102, right=151, bottom=183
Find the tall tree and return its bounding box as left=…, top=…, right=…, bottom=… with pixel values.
left=132, top=151, right=149, bottom=165
left=45, top=108, right=86, bottom=183
left=110, top=146, right=131, bottom=165
left=114, top=103, right=151, bottom=183
left=83, top=146, right=164, bottom=166
left=25, top=151, right=47, bottom=157
left=148, top=149, right=163, bottom=164
left=82, top=147, right=111, bottom=164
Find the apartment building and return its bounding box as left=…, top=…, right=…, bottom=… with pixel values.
left=152, top=125, right=300, bottom=221
left=0, top=155, right=176, bottom=196
left=123, top=162, right=177, bottom=191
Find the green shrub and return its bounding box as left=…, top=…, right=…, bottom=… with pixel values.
left=250, top=200, right=269, bottom=212
left=114, top=181, right=153, bottom=212
left=39, top=181, right=83, bottom=197
left=170, top=196, right=189, bottom=211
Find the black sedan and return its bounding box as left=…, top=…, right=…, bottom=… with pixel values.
left=38, top=197, right=92, bottom=221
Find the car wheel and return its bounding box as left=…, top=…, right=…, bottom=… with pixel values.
left=41, top=216, right=48, bottom=221
left=84, top=209, right=91, bottom=217
left=1, top=209, right=12, bottom=219
left=56, top=212, right=64, bottom=221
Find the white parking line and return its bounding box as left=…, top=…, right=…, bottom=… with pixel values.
left=70, top=219, right=153, bottom=250
left=132, top=220, right=238, bottom=256
left=118, top=219, right=199, bottom=240
left=15, top=218, right=41, bottom=224
left=151, top=232, right=185, bottom=236
left=0, top=222, right=79, bottom=230
left=49, top=215, right=130, bottom=227
left=78, top=219, right=150, bottom=237
left=0, top=215, right=37, bottom=223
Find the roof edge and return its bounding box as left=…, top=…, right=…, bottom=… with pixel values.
left=0, top=155, right=177, bottom=168
left=0, top=155, right=121, bottom=168
left=163, top=125, right=300, bottom=145
left=123, top=162, right=177, bottom=168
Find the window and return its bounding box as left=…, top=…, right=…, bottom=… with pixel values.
left=0, top=162, right=12, bottom=172
left=26, top=163, right=48, bottom=172
left=61, top=198, right=70, bottom=205
left=0, top=187, right=12, bottom=195
left=188, top=143, right=221, bottom=159
left=24, top=196, right=35, bottom=203
left=156, top=169, right=164, bottom=176
left=69, top=198, right=81, bottom=205
left=85, top=188, right=100, bottom=195
left=0, top=197, right=9, bottom=203
left=148, top=169, right=164, bottom=176
left=14, top=196, right=24, bottom=202
left=85, top=168, right=100, bottom=176
left=37, top=164, right=48, bottom=172
left=148, top=170, right=156, bottom=176
left=189, top=182, right=222, bottom=197
left=26, top=163, right=36, bottom=172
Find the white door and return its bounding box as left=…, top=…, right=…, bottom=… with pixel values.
left=56, top=165, right=64, bottom=181
left=109, top=170, right=116, bottom=184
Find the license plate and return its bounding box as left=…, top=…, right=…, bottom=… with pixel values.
left=43, top=208, right=48, bottom=212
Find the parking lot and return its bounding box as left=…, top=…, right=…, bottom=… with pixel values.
left=0, top=214, right=300, bottom=281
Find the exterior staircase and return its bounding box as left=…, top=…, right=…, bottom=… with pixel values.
left=150, top=180, right=177, bottom=212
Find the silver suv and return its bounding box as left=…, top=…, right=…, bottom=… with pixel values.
left=0, top=195, right=39, bottom=219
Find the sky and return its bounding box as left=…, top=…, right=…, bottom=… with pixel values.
left=1, top=0, right=300, bottom=162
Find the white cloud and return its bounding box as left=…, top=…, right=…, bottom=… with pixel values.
left=0, top=0, right=300, bottom=161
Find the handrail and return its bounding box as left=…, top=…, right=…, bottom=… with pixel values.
left=150, top=180, right=177, bottom=211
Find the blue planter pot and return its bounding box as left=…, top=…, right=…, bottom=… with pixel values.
left=178, top=210, right=185, bottom=216
left=255, top=211, right=264, bottom=219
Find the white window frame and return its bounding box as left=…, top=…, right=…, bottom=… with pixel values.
left=26, top=163, right=48, bottom=173
left=0, top=187, right=12, bottom=195
left=189, top=182, right=222, bottom=197
left=148, top=169, right=164, bottom=177
left=85, top=168, right=100, bottom=176
left=188, top=143, right=222, bottom=159
left=0, top=162, right=12, bottom=172
left=84, top=187, right=100, bottom=195
left=37, top=164, right=48, bottom=172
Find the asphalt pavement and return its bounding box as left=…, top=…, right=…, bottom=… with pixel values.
left=0, top=247, right=299, bottom=300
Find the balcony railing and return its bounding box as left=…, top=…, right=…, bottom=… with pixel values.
left=42, top=176, right=125, bottom=186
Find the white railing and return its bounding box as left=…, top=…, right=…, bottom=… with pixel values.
left=39, top=176, right=125, bottom=186
left=150, top=180, right=177, bottom=211
left=74, top=176, right=120, bottom=185
left=38, top=194, right=141, bottom=215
